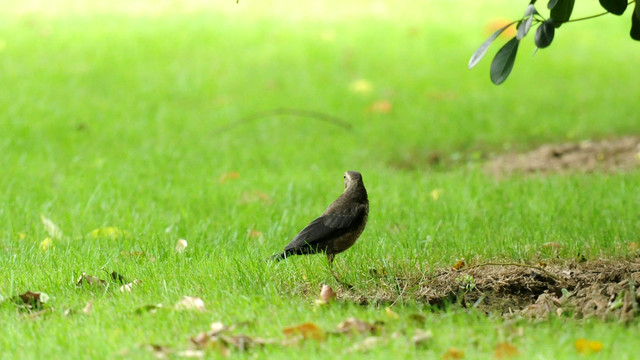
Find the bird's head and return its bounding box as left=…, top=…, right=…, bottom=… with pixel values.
left=343, top=170, right=363, bottom=190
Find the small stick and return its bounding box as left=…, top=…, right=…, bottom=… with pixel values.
left=213, top=108, right=353, bottom=135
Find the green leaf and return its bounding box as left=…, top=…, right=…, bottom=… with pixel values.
left=517, top=4, right=538, bottom=40
left=550, top=0, right=575, bottom=27
left=631, top=3, right=640, bottom=41
left=468, top=21, right=516, bottom=69
left=490, top=37, right=520, bottom=85
left=547, top=0, right=560, bottom=10
left=535, top=19, right=555, bottom=48
left=599, top=0, right=627, bottom=15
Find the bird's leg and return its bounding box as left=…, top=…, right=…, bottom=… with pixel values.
left=327, top=254, right=353, bottom=290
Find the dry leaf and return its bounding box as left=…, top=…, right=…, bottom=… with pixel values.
left=411, top=329, right=433, bottom=348
left=240, top=190, right=272, bottom=205
left=247, top=229, right=263, bottom=238
left=176, top=350, right=204, bottom=358
left=26, top=308, right=53, bottom=319
left=174, top=296, right=206, bottom=311
left=89, top=226, right=128, bottom=239
left=493, top=342, right=519, bottom=359
left=574, top=339, right=603, bottom=354
left=176, top=239, right=188, bottom=253
left=347, top=336, right=383, bottom=353
left=369, top=99, right=392, bottom=114
left=40, top=214, right=63, bottom=239
left=120, top=251, right=155, bottom=262
left=10, top=291, right=48, bottom=311
left=283, top=322, right=325, bottom=341
left=135, top=304, right=163, bottom=315
left=219, top=171, right=239, bottom=183
left=120, top=280, right=141, bottom=293
left=109, top=270, right=130, bottom=284
left=385, top=307, right=399, bottom=319
left=39, top=237, right=53, bottom=252
left=76, top=273, right=108, bottom=288
left=147, top=344, right=172, bottom=359
left=442, top=347, right=465, bottom=360
left=82, top=302, right=93, bottom=315
left=336, top=317, right=379, bottom=335
left=452, top=259, right=466, bottom=270
left=408, top=313, right=427, bottom=324
left=320, top=284, right=336, bottom=303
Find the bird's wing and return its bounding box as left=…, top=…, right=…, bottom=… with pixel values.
left=284, top=204, right=366, bottom=251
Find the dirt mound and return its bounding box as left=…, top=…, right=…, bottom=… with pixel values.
left=486, top=136, right=640, bottom=175
left=347, top=260, right=640, bottom=320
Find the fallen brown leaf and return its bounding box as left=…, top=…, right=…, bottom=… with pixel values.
left=147, top=344, right=172, bottom=359
left=12, top=291, right=49, bottom=310
left=442, top=347, right=465, bottom=360
left=120, top=280, right=141, bottom=293
left=82, top=302, right=93, bottom=315
left=452, top=259, right=466, bottom=270
left=135, top=304, right=163, bottom=315
left=174, top=296, right=206, bottom=311
left=347, top=336, right=383, bottom=353
left=411, top=329, right=433, bottom=348
left=283, top=322, right=325, bottom=341
left=219, top=171, right=239, bottom=183
left=120, top=251, right=156, bottom=262
left=76, top=273, right=107, bottom=288
left=335, top=317, right=380, bottom=335
left=320, top=284, right=336, bottom=303
left=109, top=270, right=130, bottom=284
left=493, top=342, right=519, bottom=359
left=368, top=99, right=392, bottom=114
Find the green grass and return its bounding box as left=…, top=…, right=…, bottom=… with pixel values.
left=1, top=0, right=640, bottom=358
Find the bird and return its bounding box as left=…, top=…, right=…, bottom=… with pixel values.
left=270, top=170, right=369, bottom=266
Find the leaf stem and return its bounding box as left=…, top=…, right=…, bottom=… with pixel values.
left=563, top=0, right=636, bottom=23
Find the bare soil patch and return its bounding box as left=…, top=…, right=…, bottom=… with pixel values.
left=344, top=259, right=640, bottom=320
left=486, top=136, right=640, bottom=175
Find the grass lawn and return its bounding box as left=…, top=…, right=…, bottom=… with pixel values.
left=1, top=0, right=640, bottom=358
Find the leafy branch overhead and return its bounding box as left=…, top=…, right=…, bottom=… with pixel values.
left=470, top=0, right=640, bottom=85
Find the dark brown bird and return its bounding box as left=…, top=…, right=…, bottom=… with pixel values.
left=270, top=170, right=369, bottom=264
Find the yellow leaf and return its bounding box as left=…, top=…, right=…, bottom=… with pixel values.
left=385, top=307, right=399, bottom=319
left=40, top=214, right=63, bottom=240
left=493, top=342, right=519, bottom=359
left=349, top=79, right=373, bottom=94
left=39, top=237, right=53, bottom=251
left=89, top=227, right=126, bottom=239
left=442, top=347, right=465, bottom=360
left=452, top=259, right=466, bottom=270
left=574, top=339, right=603, bottom=354
left=283, top=322, right=325, bottom=341
left=430, top=188, right=443, bottom=201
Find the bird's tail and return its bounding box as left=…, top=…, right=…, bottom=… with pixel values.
left=267, top=252, right=287, bottom=262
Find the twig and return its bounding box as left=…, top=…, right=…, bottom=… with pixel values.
left=465, top=262, right=564, bottom=284
left=213, top=108, right=353, bottom=135
left=563, top=0, right=635, bottom=24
